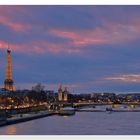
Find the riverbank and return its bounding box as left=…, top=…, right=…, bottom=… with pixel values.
left=76, top=109, right=140, bottom=112
left=1, top=107, right=140, bottom=127
left=0, top=110, right=56, bottom=127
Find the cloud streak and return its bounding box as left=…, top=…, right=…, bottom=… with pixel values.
left=0, top=6, right=30, bottom=32
left=0, top=40, right=81, bottom=54
left=105, top=74, right=140, bottom=83
left=49, top=21, right=140, bottom=48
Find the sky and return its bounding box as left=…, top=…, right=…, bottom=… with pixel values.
left=0, top=5, right=140, bottom=93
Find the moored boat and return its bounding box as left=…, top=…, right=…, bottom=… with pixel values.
left=106, top=107, right=112, bottom=111
left=58, top=107, right=75, bottom=116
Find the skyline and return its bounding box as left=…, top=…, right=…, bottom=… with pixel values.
left=0, top=6, right=140, bottom=93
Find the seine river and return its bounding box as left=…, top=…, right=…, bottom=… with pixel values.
left=0, top=111, right=140, bottom=135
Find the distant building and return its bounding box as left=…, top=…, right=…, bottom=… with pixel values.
left=57, top=85, right=69, bottom=102
left=63, top=87, right=68, bottom=101
left=58, top=85, right=63, bottom=101
left=0, top=88, right=10, bottom=95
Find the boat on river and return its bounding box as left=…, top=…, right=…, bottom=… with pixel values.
left=106, top=107, right=112, bottom=111
left=58, top=107, right=75, bottom=116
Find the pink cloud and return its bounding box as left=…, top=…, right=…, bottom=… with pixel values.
left=0, top=6, right=30, bottom=32
left=1, top=20, right=140, bottom=55
left=7, top=22, right=30, bottom=32
left=0, top=40, right=81, bottom=54
left=50, top=28, right=107, bottom=47
left=104, top=74, right=140, bottom=83
left=0, top=16, right=30, bottom=32
left=2, top=18, right=140, bottom=55
left=49, top=20, right=140, bottom=47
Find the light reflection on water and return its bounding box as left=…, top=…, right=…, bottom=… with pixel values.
left=6, top=126, right=16, bottom=135
left=63, top=116, right=68, bottom=119
left=0, top=111, right=140, bottom=135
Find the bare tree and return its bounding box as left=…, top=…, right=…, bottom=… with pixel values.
left=32, top=83, right=45, bottom=93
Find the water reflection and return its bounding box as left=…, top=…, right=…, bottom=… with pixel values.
left=0, top=111, right=140, bottom=135
left=6, top=126, right=17, bottom=135
left=63, top=116, right=69, bottom=120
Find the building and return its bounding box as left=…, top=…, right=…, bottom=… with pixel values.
left=58, top=85, right=63, bottom=101
left=63, top=87, right=68, bottom=102
left=4, top=48, right=15, bottom=91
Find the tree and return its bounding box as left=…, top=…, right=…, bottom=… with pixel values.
left=32, top=83, right=45, bottom=93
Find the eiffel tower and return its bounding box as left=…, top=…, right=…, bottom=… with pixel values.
left=4, top=48, right=15, bottom=91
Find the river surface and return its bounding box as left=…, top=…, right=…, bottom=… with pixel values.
left=0, top=111, right=140, bottom=135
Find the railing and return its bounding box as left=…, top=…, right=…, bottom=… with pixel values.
left=73, top=102, right=140, bottom=106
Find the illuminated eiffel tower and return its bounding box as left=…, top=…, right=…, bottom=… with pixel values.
left=4, top=48, right=15, bottom=91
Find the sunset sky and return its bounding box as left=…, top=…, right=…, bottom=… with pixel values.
left=0, top=5, right=140, bottom=93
